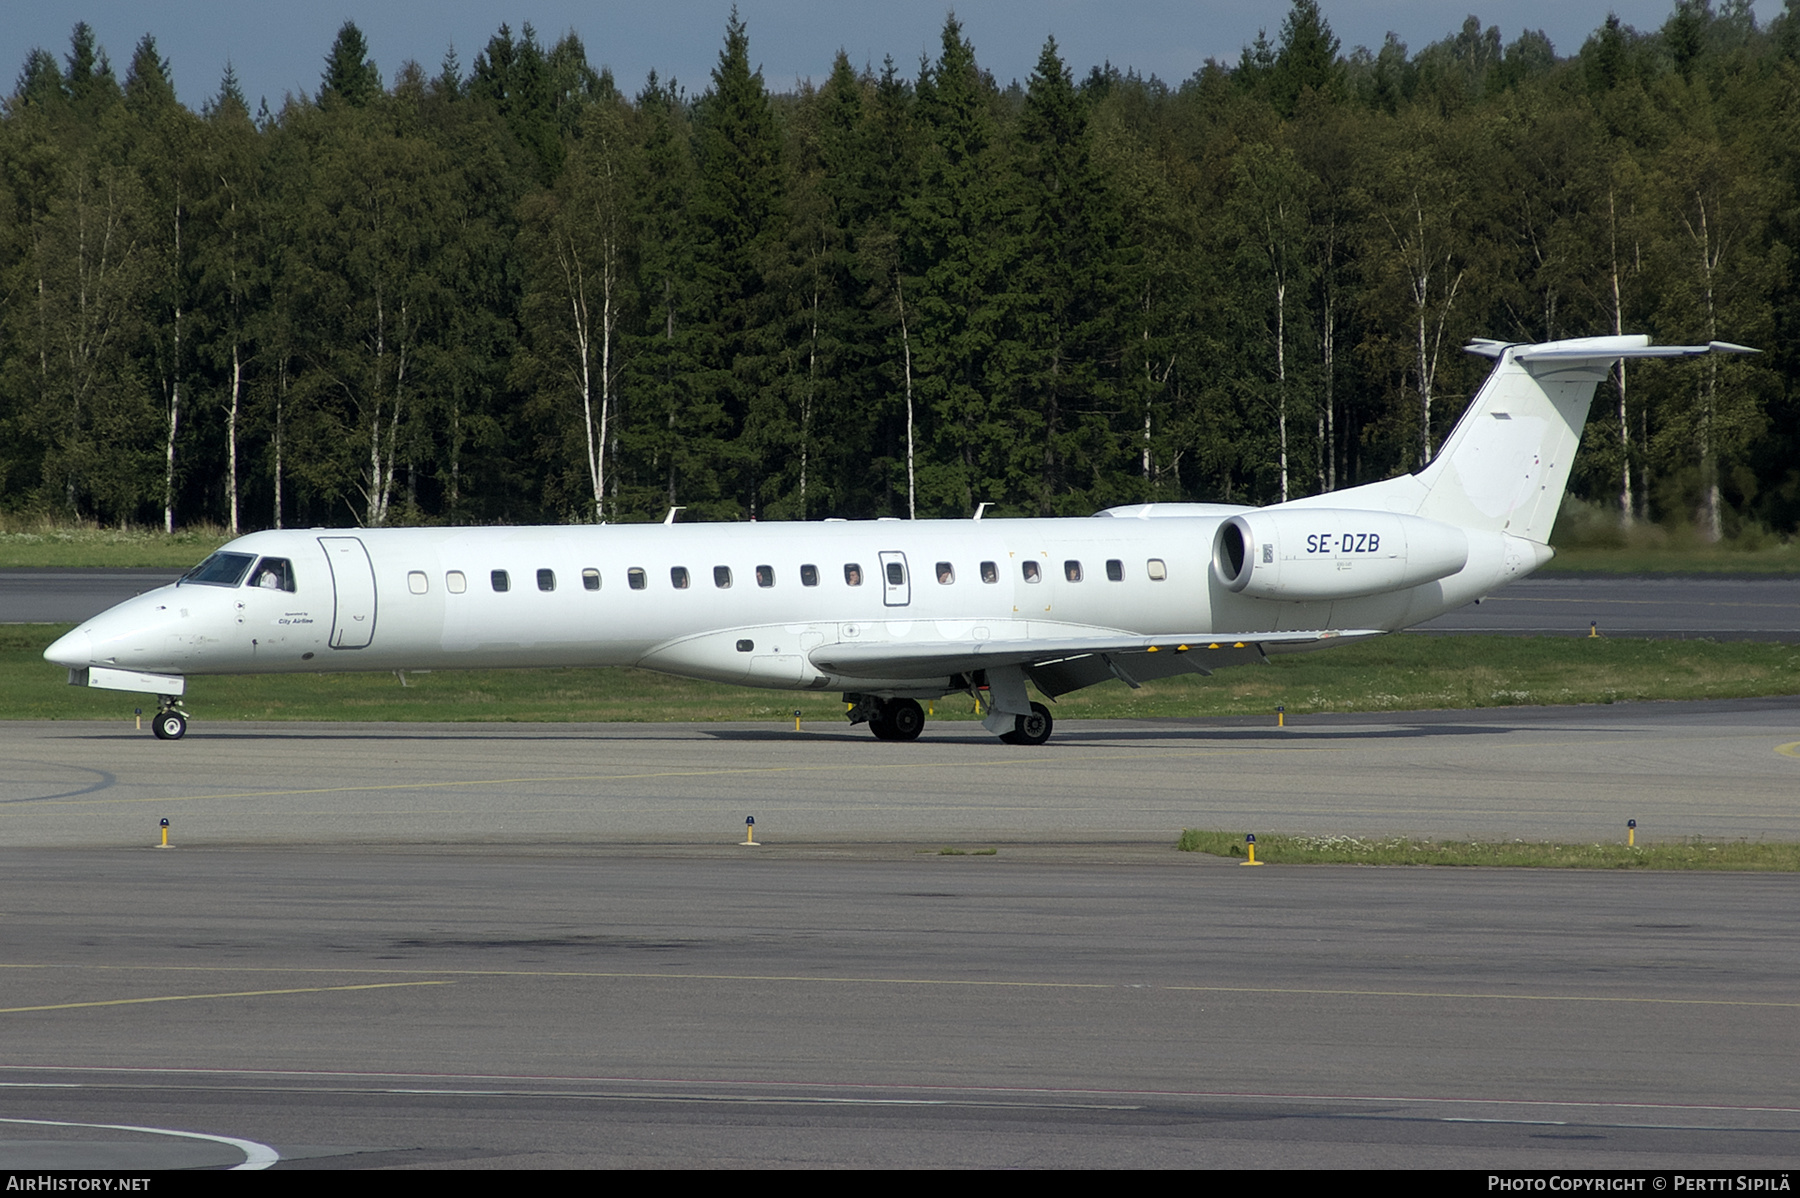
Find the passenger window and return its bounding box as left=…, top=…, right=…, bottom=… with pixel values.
left=800, top=564, right=819, bottom=587
left=446, top=570, right=467, bottom=594
left=1022, top=561, right=1041, bottom=583
left=714, top=565, right=732, bottom=589
left=936, top=562, right=955, bottom=585
left=407, top=571, right=428, bottom=595
left=249, top=557, right=296, bottom=593
left=755, top=565, right=774, bottom=588
left=1147, top=558, right=1168, bottom=581
left=582, top=568, right=600, bottom=591
left=671, top=566, right=690, bottom=589
left=538, top=568, right=556, bottom=592
left=628, top=568, right=647, bottom=590
left=1064, top=560, right=1082, bottom=582
left=980, top=561, right=998, bottom=584
left=844, top=563, right=864, bottom=586
left=886, top=561, right=905, bottom=586
left=1106, top=559, right=1123, bottom=582
left=491, top=570, right=510, bottom=593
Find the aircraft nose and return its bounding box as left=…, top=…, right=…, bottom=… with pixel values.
left=44, top=628, right=94, bottom=669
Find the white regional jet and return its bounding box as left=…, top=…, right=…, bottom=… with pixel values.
left=46, top=335, right=1752, bottom=743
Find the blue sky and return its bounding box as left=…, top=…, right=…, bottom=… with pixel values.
left=5, top=2, right=1782, bottom=110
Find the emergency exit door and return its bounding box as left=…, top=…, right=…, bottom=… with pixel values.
left=878, top=551, right=910, bottom=607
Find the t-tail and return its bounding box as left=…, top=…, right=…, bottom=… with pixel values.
left=1287, top=335, right=1757, bottom=544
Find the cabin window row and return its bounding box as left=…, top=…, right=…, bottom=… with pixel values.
left=1015, top=558, right=1166, bottom=583
left=421, top=568, right=604, bottom=595
left=410, top=557, right=1169, bottom=595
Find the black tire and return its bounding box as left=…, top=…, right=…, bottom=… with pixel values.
left=1004, top=702, right=1053, bottom=746
left=886, top=698, right=925, bottom=742
left=154, top=711, right=187, bottom=741
left=867, top=703, right=897, bottom=741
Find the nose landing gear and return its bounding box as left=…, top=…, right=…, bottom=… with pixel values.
left=151, top=696, right=189, bottom=740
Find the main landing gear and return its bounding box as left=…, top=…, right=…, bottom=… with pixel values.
left=998, top=702, right=1054, bottom=747
left=848, top=696, right=926, bottom=742
left=846, top=694, right=1055, bottom=745
left=150, top=696, right=189, bottom=740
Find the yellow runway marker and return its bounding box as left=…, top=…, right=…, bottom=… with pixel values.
left=1776, top=741, right=1800, bottom=759
left=0, top=980, right=449, bottom=1016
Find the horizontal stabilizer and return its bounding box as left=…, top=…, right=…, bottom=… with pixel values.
left=1464, top=335, right=1758, bottom=363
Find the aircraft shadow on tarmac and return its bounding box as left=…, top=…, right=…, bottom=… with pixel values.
left=700, top=723, right=1519, bottom=744
left=39, top=719, right=1618, bottom=747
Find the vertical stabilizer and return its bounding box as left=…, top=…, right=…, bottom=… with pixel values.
left=1411, top=337, right=1754, bottom=543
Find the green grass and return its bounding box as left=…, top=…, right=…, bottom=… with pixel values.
left=1540, top=543, right=1800, bottom=575
left=5, top=625, right=1797, bottom=724
left=1543, top=500, right=1799, bottom=575
left=0, top=521, right=230, bottom=568
left=1177, top=829, right=1800, bottom=870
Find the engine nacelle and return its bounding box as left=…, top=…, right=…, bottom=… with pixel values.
left=1212, top=508, right=1470, bottom=601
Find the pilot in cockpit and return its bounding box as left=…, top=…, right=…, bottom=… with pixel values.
left=252, top=559, right=290, bottom=591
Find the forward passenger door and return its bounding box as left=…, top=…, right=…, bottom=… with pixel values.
left=319, top=536, right=378, bottom=649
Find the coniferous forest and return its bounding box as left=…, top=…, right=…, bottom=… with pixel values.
left=2, top=3, right=1798, bottom=539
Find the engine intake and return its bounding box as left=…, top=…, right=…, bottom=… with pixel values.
left=1212, top=509, right=1469, bottom=601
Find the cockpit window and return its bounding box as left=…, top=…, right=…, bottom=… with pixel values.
left=180, top=551, right=256, bottom=588
left=251, top=558, right=296, bottom=592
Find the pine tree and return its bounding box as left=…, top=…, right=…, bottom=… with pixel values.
left=471, top=24, right=562, bottom=184
left=687, top=10, right=785, bottom=517
left=320, top=22, right=381, bottom=108
left=624, top=71, right=701, bottom=518
left=1009, top=37, right=1126, bottom=514
left=907, top=16, right=1006, bottom=515
left=125, top=35, right=201, bottom=531
left=1270, top=0, right=1342, bottom=117
left=194, top=69, right=262, bottom=532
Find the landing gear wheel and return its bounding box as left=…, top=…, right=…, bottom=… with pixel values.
left=885, top=698, right=925, bottom=742
left=998, top=702, right=1053, bottom=746
left=867, top=702, right=897, bottom=741
left=152, top=710, right=187, bottom=741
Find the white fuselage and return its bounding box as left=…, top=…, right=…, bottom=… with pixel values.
left=50, top=513, right=1521, bottom=695
left=46, top=333, right=1749, bottom=743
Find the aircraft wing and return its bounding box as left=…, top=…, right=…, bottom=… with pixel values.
left=810, top=629, right=1383, bottom=696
